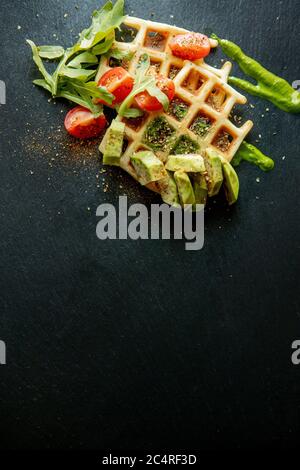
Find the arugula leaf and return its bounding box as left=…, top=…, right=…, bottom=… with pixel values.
left=38, top=45, right=65, bottom=60
left=77, top=2, right=113, bottom=50
left=52, top=1, right=125, bottom=95
left=58, top=89, right=103, bottom=116
left=115, top=106, right=144, bottom=118
left=77, top=0, right=126, bottom=51
left=51, top=50, right=72, bottom=96
left=123, top=109, right=144, bottom=118
left=33, top=79, right=53, bottom=93
left=27, top=1, right=125, bottom=114
left=118, top=54, right=152, bottom=116
left=118, top=53, right=170, bottom=116
left=70, top=80, right=114, bottom=105
left=60, top=66, right=97, bottom=80
left=147, top=85, right=169, bottom=111
left=135, top=54, right=151, bottom=84
left=108, top=47, right=134, bottom=61
left=118, top=76, right=155, bottom=117
left=92, top=32, right=115, bottom=55
left=26, top=40, right=54, bottom=89
left=57, top=79, right=110, bottom=116
left=67, top=52, right=98, bottom=68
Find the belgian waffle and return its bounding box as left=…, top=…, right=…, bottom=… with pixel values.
left=98, top=17, right=253, bottom=186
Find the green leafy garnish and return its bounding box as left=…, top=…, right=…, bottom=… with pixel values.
left=67, top=52, right=98, bottom=68
left=91, top=33, right=115, bottom=55
left=27, top=40, right=54, bottom=89
left=108, top=47, right=134, bottom=61
left=27, top=0, right=125, bottom=114
left=106, top=47, right=135, bottom=68
left=118, top=54, right=154, bottom=116
left=147, top=85, right=169, bottom=112
left=115, top=105, right=144, bottom=118
left=118, top=53, right=170, bottom=117
left=33, top=79, right=53, bottom=93
left=59, top=66, right=97, bottom=81
left=77, top=0, right=125, bottom=50
left=57, top=79, right=113, bottom=116
left=38, top=45, right=65, bottom=60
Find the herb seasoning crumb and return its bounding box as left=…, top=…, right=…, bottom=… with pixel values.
left=190, top=116, right=212, bottom=137
left=144, top=117, right=175, bottom=151
left=172, top=135, right=199, bottom=155
left=168, top=98, right=189, bottom=121
left=213, top=130, right=233, bottom=152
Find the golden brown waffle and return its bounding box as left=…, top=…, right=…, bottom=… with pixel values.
left=98, top=17, right=253, bottom=186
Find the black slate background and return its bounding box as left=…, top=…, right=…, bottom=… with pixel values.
left=0, top=0, right=299, bottom=451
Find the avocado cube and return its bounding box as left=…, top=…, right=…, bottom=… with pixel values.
left=222, top=160, right=239, bottom=205
left=165, top=154, right=206, bottom=173
left=160, top=171, right=181, bottom=208
left=131, top=151, right=167, bottom=186
left=103, top=120, right=125, bottom=166
left=193, top=174, right=208, bottom=205
left=204, top=148, right=223, bottom=197
left=174, top=170, right=195, bottom=206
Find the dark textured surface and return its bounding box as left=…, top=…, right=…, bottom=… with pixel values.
left=0, top=0, right=299, bottom=450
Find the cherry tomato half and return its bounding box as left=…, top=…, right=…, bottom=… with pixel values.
left=98, top=67, right=134, bottom=105
left=170, top=33, right=211, bottom=61
left=135, top=75, right=175, bottom=112
left=64, top=106, right=107, bottom=140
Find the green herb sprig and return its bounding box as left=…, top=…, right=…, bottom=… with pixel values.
left=27, top=0, right=125, bottom=115
left=118, top=54, right=170, bottom=118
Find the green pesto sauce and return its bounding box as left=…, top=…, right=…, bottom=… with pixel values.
left=232, top=141, right=274, bottom=172
left=143, top=117, right=175, bottom=151
left=212, top=34, right=300, bottom=114
left=172, top=135, right=199, bottom=155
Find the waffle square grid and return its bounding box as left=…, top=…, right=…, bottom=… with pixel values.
left=98, top=17, right=253, bottom=186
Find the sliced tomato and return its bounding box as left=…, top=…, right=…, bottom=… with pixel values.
left=64, top=106, right=107, bottom=139
left=135, top=75, right=175, bottom=112
left=98, top=67, right=134, bottom=105
left=170, top=33, right=211, bottom=61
